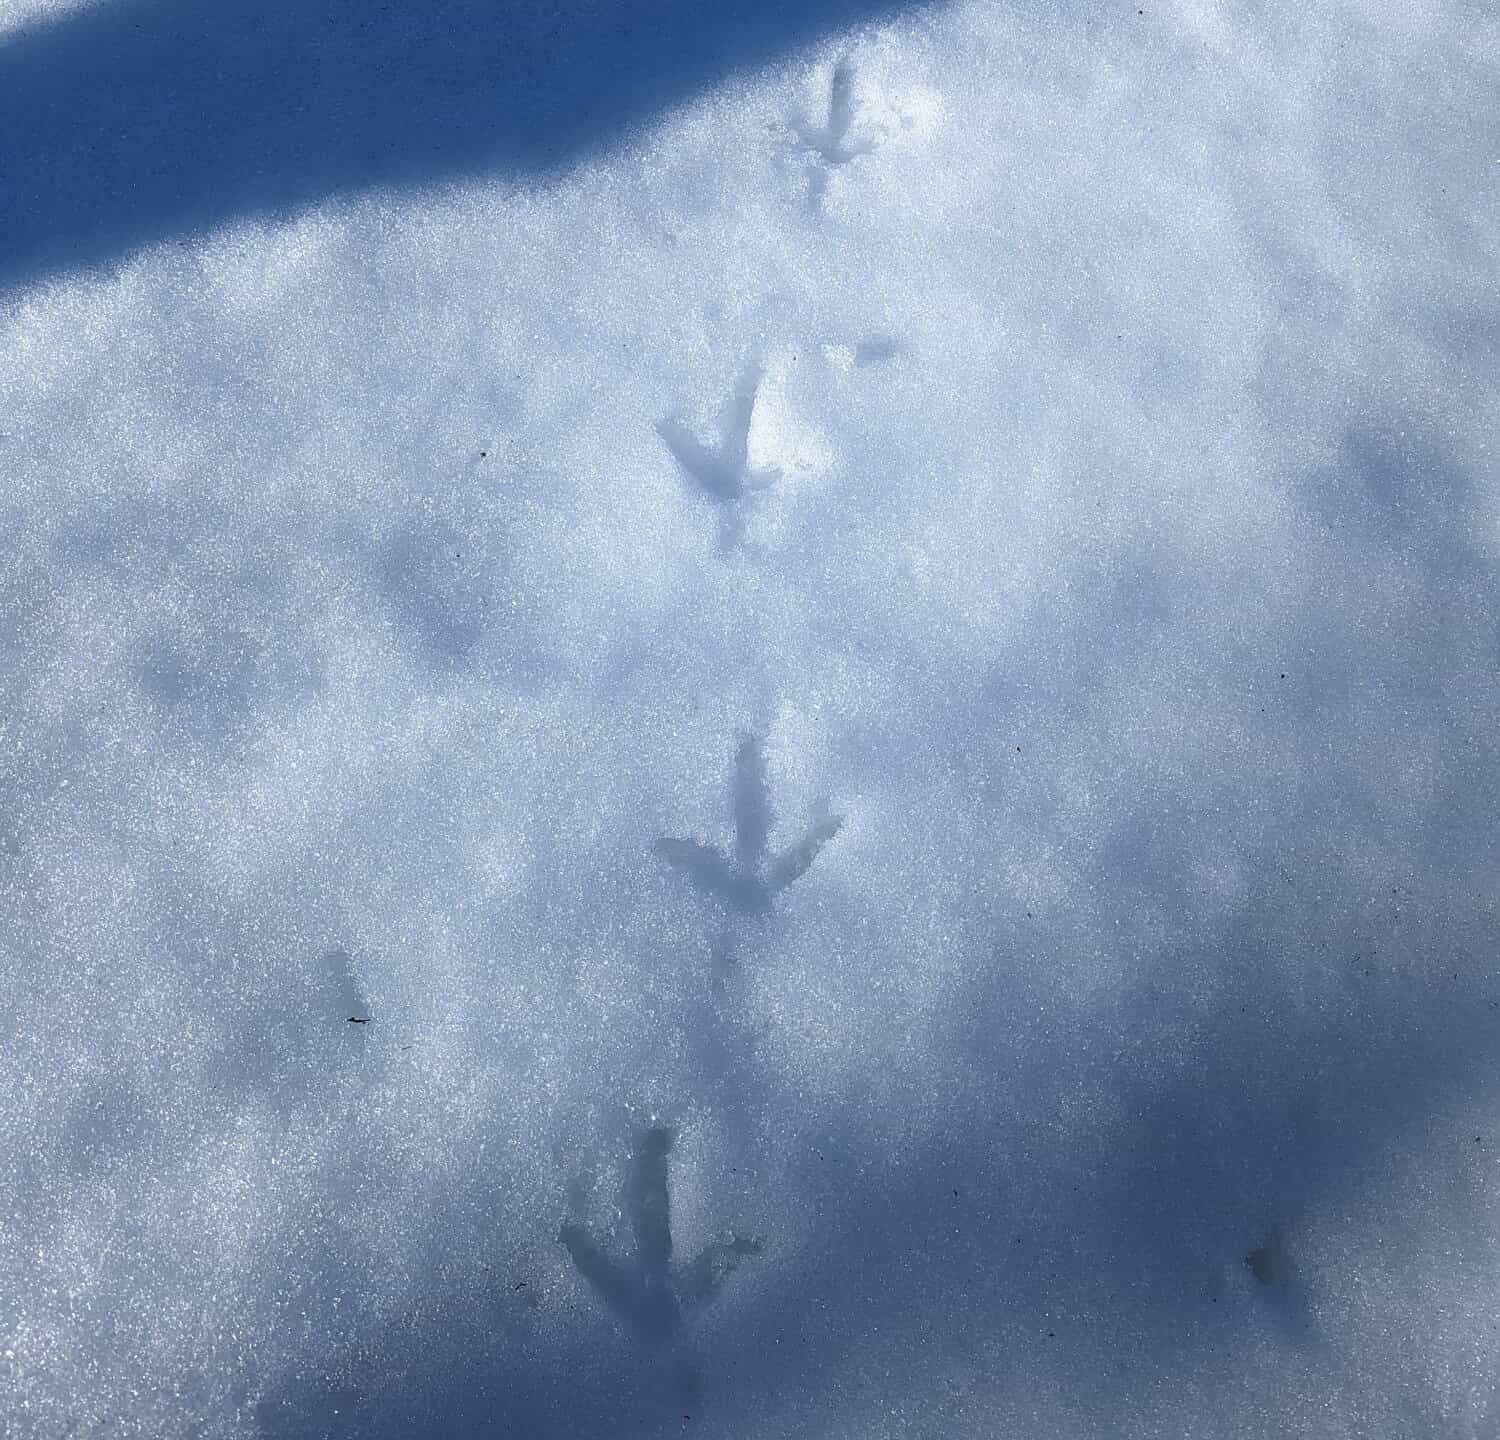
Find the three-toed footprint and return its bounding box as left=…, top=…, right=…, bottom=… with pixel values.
left=657, top=734, right=843, bottom=916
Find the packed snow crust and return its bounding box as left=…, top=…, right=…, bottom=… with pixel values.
left=2, top=0, right=1498, bottom=1435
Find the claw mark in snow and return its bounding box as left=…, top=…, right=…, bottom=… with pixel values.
left=656, top=365, right=779, bottom=548
left=658, top=735, right=842, bottom=915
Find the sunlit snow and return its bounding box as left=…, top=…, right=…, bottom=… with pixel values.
left=2, top=0, right=1497, bottom=1435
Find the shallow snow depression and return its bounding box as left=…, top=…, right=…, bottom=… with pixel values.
left=2, top=0, right=1498, bottom=1434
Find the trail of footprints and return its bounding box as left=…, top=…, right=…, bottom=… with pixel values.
left=656, top=58, right=896, bottom=549
left=311, top=58, right=891, bottom=1382
left=252, top=48, right=1298, bottom=1393
left=577, top=53, right=878, bottom=1340
left=547, top=735, right=841, bottom=1366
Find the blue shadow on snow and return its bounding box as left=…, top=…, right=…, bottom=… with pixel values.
left=0, top=0, right=917, bottom=292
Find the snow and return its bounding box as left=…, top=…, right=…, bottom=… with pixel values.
left=2, top=0, right=1498, bottom=1435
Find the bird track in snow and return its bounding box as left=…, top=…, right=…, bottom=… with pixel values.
left=794, top=62, right=875, bottom=207
left=796, top=62, right=874, bottom=168
left=559, top=1126, right=762, bottom=1351
left=657, top=364, right=780, bottom=549
left=657, top=735, right=842, bottom=916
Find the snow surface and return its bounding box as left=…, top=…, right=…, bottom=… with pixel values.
left=2, top=0, right=1498, bottom=1435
